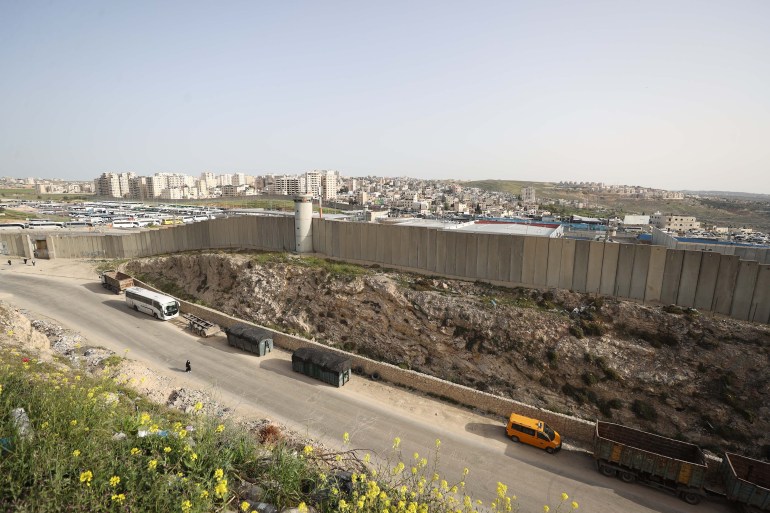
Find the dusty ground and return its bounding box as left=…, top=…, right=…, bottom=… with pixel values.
left=1, top=257, right=517, bottom=454
left=122, top=251, right=770, bottom=459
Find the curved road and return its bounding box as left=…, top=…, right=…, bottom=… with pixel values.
left=0, top=263, right=733, bottom=513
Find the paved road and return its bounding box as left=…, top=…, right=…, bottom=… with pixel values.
left=0, top=264, right=734, bottom=513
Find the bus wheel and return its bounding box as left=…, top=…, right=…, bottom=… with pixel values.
left=509, top=435, right=519, bottom=443
left=546, top=447, right=554, bottom=454
left=681, top=492, right=701, bottom=505
left=133, top=305, right=138, bottom=311
left=600, top=465, right=616, bottom=477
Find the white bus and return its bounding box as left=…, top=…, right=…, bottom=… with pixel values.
left=125, top=287, right=180, bottom=320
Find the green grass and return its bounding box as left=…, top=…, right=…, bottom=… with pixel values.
left=0, top=209, right=69, bottom=222
left=250, top=253, right=369, bottom=279
left=0, top=343, right=585, bottom=513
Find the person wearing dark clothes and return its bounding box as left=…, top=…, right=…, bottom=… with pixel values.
left=185, top=360, right=191, bottom=373
left=32, top=260, right=35, bottom=266
left=7, top=260, right=10, bottom=265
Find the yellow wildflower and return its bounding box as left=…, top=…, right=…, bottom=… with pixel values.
left=571, top=501, right=579, bottom=510
left=393, top=437, right=401, bottom=449
left=215, top=478, right=228, bottom=498
left=303, top=445, right=313, bottom=455
left=181, top=499, right=192, bottom=513
left=214, top=468, right=224, bottom=480
left=543, top=506, right=550, bottom=513
left=111, top=493, right=126, bottom=504
left=343, top=432, right=350, bottom=444
left=561, top=492, right=569, bottom=501
left=72, top=450, right=81, bottom=458
left=241, top=501, right=251, bottom=511
left=435, top=438, right=441, bottom=448
left=164, top=446, right=172, bottom=453
left=130, top=447, right=140, bottom=455
left=109, top=475, right=120, bottom=487
left=215, top=424, right=225, bottom=433
left=70, top=420, right=77, bottom=426
left=148, top=459, right=158, bottom=470
left=194, top=402, right=203, bottom=411
left=298, top=503, right=309, bottom=513
left=79, top=470, right=93, bottom=486
left=200, top=490, right=209, bottom=499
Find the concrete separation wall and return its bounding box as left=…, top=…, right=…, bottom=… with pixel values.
left=2, top=216, right=769, bottom=325
left=132, top=277, right=596, bottom=446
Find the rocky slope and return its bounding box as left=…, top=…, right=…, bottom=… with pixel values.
left=125, top=251, right=770, bottom=458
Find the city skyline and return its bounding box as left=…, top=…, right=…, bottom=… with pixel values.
left=2, top=1, right=769, bottom=194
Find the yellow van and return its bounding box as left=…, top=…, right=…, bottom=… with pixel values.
left=505, top=413, right=562, bottom=453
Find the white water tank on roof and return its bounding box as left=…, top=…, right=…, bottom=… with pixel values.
left=294, top=195, right=313, bottom=253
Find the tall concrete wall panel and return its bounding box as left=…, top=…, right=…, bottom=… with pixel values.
left=337, top=222, right=352, bottom=259
left=693, top=252, right=721, bottom=310
left=406, top=227, right=419, bottom=268
left=660, top=250, right=685, bottom=305
left=311, top=219, right=321, bottom=253
left=712, top=255, right=740, bottom=315
left=572, top=240, right=590, bottom=293
left=497, top=235, right=512, bottom=282
left=509, top=236, right=524, bottom=284
left=629, top=245, right=651, bottom=300
left=417, top=226, right=429, bottom=270
left=749, top=265, right=770, bottom=323
left=384, top=225, right=397, bottom=265
left=444, top=230, right=452, bottom=276
left=464, top=234, right=478, bottom=279
left=599, top=242, right=619, bottom=296
left=558, top=239, right=576, bottom=290
left=533, top=237, right=549, bottom=287
left=731, top=261, right=759, bottom=320
left=475, top=232, right=489, bottom=280
left=435, top=230, right=447, bottom=275
left=443, top=231, right=458, bottom=276
left=486, top=234, right=501, bottom=281
left=520, top=236, right=537, bottom=286
left=394, top=226, right=408, bottom=267
left=426, top=228, right=437, bottom=273
left=451, top=232, right=468, bottom=277
left=585, top=241, right=605, bottom=294
left=614, top=243, right=635, bottom=298
left=546, top=238, right=563, bottom=288
left=374, top=224, right=386, bottom=263
left=644, top=245, right=666, bottom=303
left=676, top=251, right=702, bottom=308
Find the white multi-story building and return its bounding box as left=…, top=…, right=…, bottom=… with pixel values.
left=319, top=170, right=338, bottom=201
left=272, top=175, right=304, bottom=196
left=305, top=171, right=322, bottom=198
left=94, top=172, right=134, bottom=198
left=521, top=186, right=536, bottom=204
left=650, top=212, right=701, bottom=231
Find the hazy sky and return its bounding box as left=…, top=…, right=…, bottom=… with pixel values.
left=2, top=1, right=769, bottom=193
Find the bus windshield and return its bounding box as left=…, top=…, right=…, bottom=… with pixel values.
left=164, top=302, right=179, bottom=316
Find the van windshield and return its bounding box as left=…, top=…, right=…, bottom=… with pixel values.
left=543, top=424, right=556, bottom=440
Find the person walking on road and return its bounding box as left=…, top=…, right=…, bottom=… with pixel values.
left=185, top=360, right=191, bottom=373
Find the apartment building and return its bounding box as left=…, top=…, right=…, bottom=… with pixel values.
left=650, top=212, right=701, bottom=231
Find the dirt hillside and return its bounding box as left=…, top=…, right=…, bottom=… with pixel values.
left=125, top=251, right=770, bottom=458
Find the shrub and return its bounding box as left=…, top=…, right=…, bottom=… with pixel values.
left=581, top=372, right=598, bottom=386
left=569, top=325, right=584, bottom=339
left=631, top=399, right=658, bottom=421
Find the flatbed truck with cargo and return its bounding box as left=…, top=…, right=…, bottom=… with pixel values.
left=594, top=420, right=770, bottom=510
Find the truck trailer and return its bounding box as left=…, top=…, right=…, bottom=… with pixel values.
left=100, top=270, right=134, bottom=294
left=593, top=421, right=708, bottom=504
